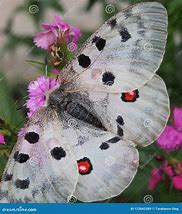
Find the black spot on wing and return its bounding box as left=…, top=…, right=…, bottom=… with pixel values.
left=51, top=147, right=66, bottom=160
left=119, top=27, right=131, bottom=42
left=108, top=18, right=117, bottom=29
left=117, top=126, right=124, bottom=137
left=108, top=136, right=120, bottom=143
left=14, top=151, right=19, bottom=160
left=24, top=132, right=39, bottom=144
left=15, top=153, right=29, bottom=163
left=15, top=178, right=30, bottom=189
left=100, top=142, right=109, bottom=150
left=102, top=72, right=115, bottom=86
left=78, top=54, right=91, bottom=68
left=116, top=116, right=124, bottom=126
left=100, top=137, right=120, bottom=150
left=4, top=173, right=13, bottom=181
left=92, top=36, right=106, bottom=51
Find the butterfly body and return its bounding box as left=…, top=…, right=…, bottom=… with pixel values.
left=0, top=2, right=169, bottom=202
left=48, top=88, right=106, bottom=131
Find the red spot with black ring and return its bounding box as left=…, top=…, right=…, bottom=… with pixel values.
left=121, top=89, right=139, bottom=102
left=77, top=157, right=93, bottom=175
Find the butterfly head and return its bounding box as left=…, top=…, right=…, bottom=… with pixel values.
left=47, top=87, right=70, bottom=110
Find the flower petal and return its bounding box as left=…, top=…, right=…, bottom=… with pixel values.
left=173, top=107, right=182, bottom=132
left=173, top=176, right=182, bottom=191
left=71, top=26, right=82, bottom=43
left=164, top=166, right=173, bottom=177
left=33, top=16, right=81, bottom=50
left=26, top=76, right=58, bottom=118
left=41, top=22, right=57, bottom=31
left=157, top=125, right=182, bottom=151
left=0, top=133, right=6, bottom=145
left=53, top=16, right=69, bottom=30
left=33, top=30, right=57, bottom=50
left=148, top=168, right=163, bottom=190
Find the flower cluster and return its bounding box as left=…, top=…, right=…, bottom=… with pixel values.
left=148, top=160, right=182, bottom=191
left=26, top=16, right=81, bottom=118
left=157, top=107, right=182, bottom=151
left=33, top=16, right=81, bottom=51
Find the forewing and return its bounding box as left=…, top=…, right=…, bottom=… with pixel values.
left=0, top=108, right=78, bottom=202
left=63, top=2, right=167, bottom=93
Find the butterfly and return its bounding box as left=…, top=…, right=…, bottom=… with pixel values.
left=0, top=2, right=169, bottom=202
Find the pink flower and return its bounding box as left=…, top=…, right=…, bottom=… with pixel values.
left=172, top=162, right=182, bottom=191
left=26, top=76, right=58, bottom=117
left=148, top=168, right=163, bottom=190
left=148, top=160, right=169, bottom=190
left=157, top=107, right=182, bottom=151
left=0, top=133, right=6, bottom=145
left=157, top=126, right=182, bottom=151
left=148, top=160, right=182, bottom=191
left=164, top=166, right=173, bottom=177
left=33, top=16, right=81, bottom=50
left=172, top=176, right=182, bottom=190
left=173, top=107, right=182, bottom=132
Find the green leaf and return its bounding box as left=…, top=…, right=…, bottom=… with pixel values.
left=0, top=72, right=24, bottom=127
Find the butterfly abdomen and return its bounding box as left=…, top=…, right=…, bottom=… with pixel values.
left=65, top=101, right=106, bottom=130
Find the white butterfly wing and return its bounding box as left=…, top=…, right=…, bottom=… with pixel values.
left=62, top=113, right=139, bottom=202
left=63, top=2, right=167, bottom=92
left=0, top=108, right=78, bottom=202
left=86, top=74, right=169, bottom=147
